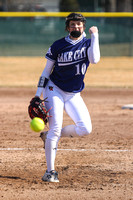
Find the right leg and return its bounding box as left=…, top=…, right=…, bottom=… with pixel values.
left=43, top=81, right=64, bottom=175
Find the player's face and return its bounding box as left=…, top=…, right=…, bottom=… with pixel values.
left=68, top=20, right=85, bottom=40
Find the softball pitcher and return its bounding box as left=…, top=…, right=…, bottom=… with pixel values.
left=32, top=13, right=100, bottom=182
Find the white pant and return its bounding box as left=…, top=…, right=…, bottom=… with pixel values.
left=43, top=80, right=92, bottom=142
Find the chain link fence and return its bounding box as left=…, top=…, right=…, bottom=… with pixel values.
left=0, top=15, right=133, bottom=56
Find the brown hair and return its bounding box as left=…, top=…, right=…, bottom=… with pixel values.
left=65, top=13, right=86, bottom=30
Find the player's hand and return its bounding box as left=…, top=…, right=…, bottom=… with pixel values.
left=89, top=26, right=98, bottom=34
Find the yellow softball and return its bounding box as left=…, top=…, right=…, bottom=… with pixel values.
left=30, top=117, right=45, bottom=132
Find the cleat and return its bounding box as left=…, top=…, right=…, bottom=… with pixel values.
left=42, top=170, right=59, bottom=182
left=40, top=131, right=48, bottom=148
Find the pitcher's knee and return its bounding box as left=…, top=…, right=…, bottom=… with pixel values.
left=76, top=122, right=92, bottom=136
left=81, top=126, right=92, bottom=136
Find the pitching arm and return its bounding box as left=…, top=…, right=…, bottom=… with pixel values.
left=35, top=59, right=55, bottom=97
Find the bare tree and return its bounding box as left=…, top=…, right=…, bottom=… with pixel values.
left=116, top=0, right=132, bottom=12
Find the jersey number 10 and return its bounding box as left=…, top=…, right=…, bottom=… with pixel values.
left=75, top=63, right=87, bottom=76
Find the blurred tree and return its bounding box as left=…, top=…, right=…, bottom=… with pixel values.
left=104, top=0, right=111, bottom=12
left=0, top=0, right=8, bottom=11
left=77, top=0, right=133, bottom=12
left=116, top=0, right=132, bottom=12
left=59, top=0, right=80, bottom=12
left=77, top=0, right=94, bottom=11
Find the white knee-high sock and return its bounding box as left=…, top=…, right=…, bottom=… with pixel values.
left=45, top=138, right=58, bottom=172
left=61, top=125, right=80, bottom=137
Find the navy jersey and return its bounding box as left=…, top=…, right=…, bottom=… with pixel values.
left=45, top=36, right=91, bottom=93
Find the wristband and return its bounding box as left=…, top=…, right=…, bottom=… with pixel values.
left=38, top=76, right=48, bottom=88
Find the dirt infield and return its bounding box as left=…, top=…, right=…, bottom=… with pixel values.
left=0, top=87, right=133, bottom=200
left=0, top=57, right=133, bottom=199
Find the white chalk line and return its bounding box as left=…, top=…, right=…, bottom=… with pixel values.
left=0, top=148, right=132, bottom=152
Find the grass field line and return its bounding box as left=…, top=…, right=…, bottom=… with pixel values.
left=0, top=148, right=132, bottom=152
